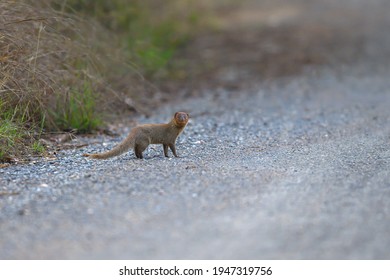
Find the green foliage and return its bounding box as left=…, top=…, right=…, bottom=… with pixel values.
left=0, top=99, right=46, bottom=161
left=32, top=141, right=45, bottom=154
left=128, top=18, right=190, bottom=75
left=52, top=81, right=102, bottom=133
left=0, top=120, right=23, bottom=149
left=56, top=0, right=201, bottom=76
left=0, top=101, right=27, bottom=161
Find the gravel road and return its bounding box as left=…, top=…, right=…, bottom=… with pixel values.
left=1, top=0, right=390, bottom=259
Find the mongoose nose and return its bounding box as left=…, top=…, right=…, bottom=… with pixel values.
left=175, top=112, right=189, bottom=124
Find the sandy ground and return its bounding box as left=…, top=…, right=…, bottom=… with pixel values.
left=1, top=0, right=390, bottom=259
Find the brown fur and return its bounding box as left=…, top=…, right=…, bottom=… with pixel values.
left=83, top=112, right=189, bottom=159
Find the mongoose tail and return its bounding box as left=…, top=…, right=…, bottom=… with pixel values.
left=83, top=130, right=136, bottom=159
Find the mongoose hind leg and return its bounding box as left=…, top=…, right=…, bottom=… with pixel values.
left=163, top=144, right=169, bottom=157
left=134, top=143, right=148, bottom=159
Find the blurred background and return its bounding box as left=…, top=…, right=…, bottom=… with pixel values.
left=1, top=0, right=389, bottom=162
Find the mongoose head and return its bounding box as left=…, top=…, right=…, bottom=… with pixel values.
left=173, top=112, right=189, bottom=127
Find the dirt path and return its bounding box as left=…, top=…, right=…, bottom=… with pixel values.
left=1, top=0, right=390, bottom=259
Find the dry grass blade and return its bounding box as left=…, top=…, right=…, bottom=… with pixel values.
left=0, top=0, right=150, bottom=161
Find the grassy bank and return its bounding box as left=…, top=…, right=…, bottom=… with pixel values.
left=0, top=0, right=205, bottom=162
left=59, top=0, right=202, bottom=77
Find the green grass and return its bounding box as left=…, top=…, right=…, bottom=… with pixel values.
left=58, top=0, right=202, bottom=77
left=0, top=109, right=27, bottom=161
left=0, top=120, right=24, bottom=148
left=126, top=4, right=201, bottom=77
left=52, top=81, right=102, bottom=133
left=0, top=119, right=46, bottom=160
left=32, top=141, right=45, bottom=154
left=128, top=18, right=191, bottom=76
left=0, top=98, right=47, bottom=161
left=0, top=79, right=100, bottom=162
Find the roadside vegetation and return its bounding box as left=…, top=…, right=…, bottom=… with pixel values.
left=0, top=0, right=208, bottom=162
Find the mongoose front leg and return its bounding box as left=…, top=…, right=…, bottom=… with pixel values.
left=163, top=144, right=169, bottom=157
left=169, top=143, right=178, bottom=157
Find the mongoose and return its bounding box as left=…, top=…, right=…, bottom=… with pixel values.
left=83, top=112, right=189, bottom=159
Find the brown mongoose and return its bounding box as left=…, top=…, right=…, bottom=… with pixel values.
left=83, top=112, right=189, bottom=159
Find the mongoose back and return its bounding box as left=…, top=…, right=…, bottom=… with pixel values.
left=83, top=112, right=189, bottom=159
